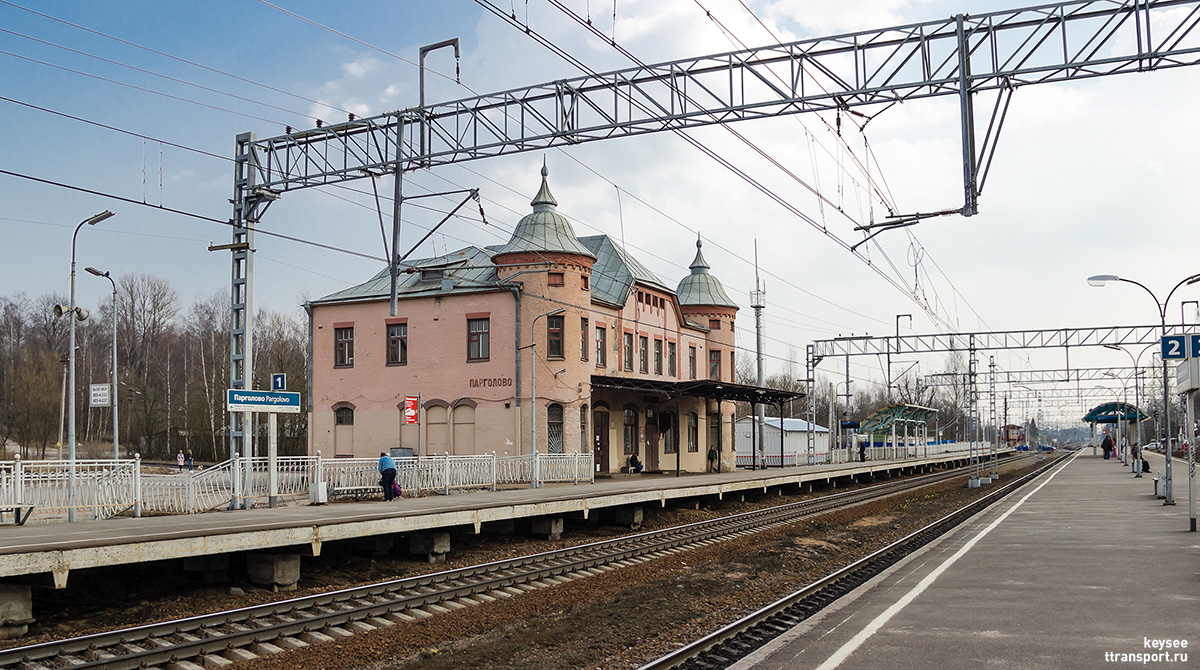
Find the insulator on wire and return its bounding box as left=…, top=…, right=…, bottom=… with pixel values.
left=478, top=204, right=488, bottom=225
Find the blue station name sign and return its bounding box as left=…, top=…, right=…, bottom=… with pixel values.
left=227, top=389, right=302, bottom=414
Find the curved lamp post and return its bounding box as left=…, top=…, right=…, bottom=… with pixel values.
left=65, top=210, right=115, bottom=522
left=1088, top=272, right=1200, bottom=507
left=86, top=266, right=119, bottom=460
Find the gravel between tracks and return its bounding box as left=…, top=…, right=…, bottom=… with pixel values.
left=7, top=458, right=1044, bottom=669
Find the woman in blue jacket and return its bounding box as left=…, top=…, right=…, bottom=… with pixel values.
left=378, top=452, right=398, bottom=501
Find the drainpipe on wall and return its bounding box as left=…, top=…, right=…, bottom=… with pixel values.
left=303, top=302, right=314, bottom=454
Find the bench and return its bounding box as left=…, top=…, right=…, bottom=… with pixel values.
left=0, top=503, right=35, bottom=526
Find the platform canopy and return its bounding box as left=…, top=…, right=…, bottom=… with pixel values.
left=1081, top=401, right=1147, bottom=424
left=859, top=404, right=938, bottom=434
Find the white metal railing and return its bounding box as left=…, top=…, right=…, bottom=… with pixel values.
left=0, top=444, right=994, bottom=524
left=1, top=456, right=141, bottom=523
left=742, top=439, right=990, bottom=468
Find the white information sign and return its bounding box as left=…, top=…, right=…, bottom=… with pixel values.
left=90, top=383, right=111, bottom=408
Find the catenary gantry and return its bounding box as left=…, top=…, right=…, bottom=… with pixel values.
left=225, top=1, right=1200, bottom=459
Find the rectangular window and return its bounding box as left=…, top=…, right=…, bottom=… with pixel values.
left=581, top=317, right=589, bottom=361
left=548, top=271, right=565, bottom=286
left=596, top=326, right=607, bottom=367
left=689, top=346, right=697, bottom=379
left=639, top=335, right=648, bottom=373
left=387, top=323, right=407, bottom=365
left=581, top=275, right=589, bottom=290
left=709, top=318, right=721, bottom=330
left=467, top=318, right=490, bottom=361
left=730, top=350, right=736, bottom=383
left=687, top=413, right=698, bottom=452
left=623, top=333, right=634, bottom=370
left=668, top=342, right=677, bottom=377
left=334, top=327, right=354, bottom=367
left=653, top=339, right=663, bottom=375
left=547, top=315, right=564, bottom=359
left=709, top=349, right=721, bottom=380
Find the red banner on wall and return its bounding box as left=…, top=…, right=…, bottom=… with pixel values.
left=404, top=396, right=419, bottom=425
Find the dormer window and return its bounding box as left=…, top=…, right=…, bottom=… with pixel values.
left=419, top=268, right=444, bottom=282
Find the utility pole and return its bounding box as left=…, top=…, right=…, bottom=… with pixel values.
left=751, top=241, right=766, bottom=465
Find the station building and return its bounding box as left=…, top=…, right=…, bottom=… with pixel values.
left=306, top=166, right=796, bottom=473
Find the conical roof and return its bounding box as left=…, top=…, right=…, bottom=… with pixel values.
left=492, top=164, right=595, bottom=260
left=676, top=235, right=737, bottom=308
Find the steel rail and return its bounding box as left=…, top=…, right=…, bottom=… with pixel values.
left=637, top=452, right=1069, bottom=670
left=0, top=456, right=1024, bottom=670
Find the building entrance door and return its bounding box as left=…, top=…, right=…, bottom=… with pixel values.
left=645, top=420, right=659, bottom=471
left=593, top=410, right=610, bottom=473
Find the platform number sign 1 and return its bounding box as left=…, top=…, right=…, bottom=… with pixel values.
left=271, top=373, right=286, bottom=391
left=1161, top=335, right=1187, bottom=360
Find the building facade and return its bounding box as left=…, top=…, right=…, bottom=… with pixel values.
left=307, top=166, right=769, bottom=473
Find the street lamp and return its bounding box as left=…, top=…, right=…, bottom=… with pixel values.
left=65, top=209, right=115, bottom=522
left=1104, top=343, right=1155, bottom=477
left=1088, top=272, right=1200, bottom=506
left=86, top=266, right=119, bottom=460
left=528, top=307, right=564, bottom=487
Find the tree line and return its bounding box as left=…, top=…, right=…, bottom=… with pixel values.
left=0, top=275, right=308, bottom=463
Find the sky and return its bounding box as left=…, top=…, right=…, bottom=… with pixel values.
left=3, top=0, right=1199, bottom=426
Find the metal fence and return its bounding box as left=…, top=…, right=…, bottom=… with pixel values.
left=2, top=451, right=595, bottom=524
left=737, top=440, right=983, bottom=468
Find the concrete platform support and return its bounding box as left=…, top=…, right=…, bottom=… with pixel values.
left=182, top=555, right=230, bottom=584
left=246, top=553, right=301, bottom=592
left=0, top=584, right=32, bottom=639
left=614, top=506, right=643, bottom=531
left=530, top=516, right=564, bottom=540
left=352, top=535, right=394, bottom=555
left=409, top=531, right=451, bottom=563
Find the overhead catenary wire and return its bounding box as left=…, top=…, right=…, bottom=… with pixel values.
left=474, top=0, right=958, bottom=332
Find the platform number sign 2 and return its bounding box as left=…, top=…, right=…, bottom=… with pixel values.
left=1162, top=335, right=1187, bottom=360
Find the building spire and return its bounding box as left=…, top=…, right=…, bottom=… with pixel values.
left=689, top=233, right=710, bottom=274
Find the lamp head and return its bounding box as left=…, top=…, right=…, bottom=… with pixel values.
left=1087, top=274, right=1119, bottom=287
left=83, top=210, right=115, bottom=226
left=85, top=266, right=109, bottom=278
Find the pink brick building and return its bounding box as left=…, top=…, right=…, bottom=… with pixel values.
left=307, top=166, right=788, bottom=473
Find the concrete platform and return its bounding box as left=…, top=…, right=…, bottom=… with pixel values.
left=734, top=449, right=1199, bottom=670
left=0, top=451, right=986, bottom=587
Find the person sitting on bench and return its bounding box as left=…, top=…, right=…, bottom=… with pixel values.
left=628, top=452, right=644, bottom=473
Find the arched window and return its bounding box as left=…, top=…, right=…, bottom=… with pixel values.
left=709, top=413, right=721, bottom=452
left=579, top=404, right=588, bottom=455
left=623, top=406, right=638, bottom=454
left=335, top=407, right=354, bottom=425
left=547, top=403, right=564, bottom=454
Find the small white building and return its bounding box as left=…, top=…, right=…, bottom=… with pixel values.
left=735, top=416, right=831, bottom=467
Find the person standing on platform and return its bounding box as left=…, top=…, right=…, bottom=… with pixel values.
left=378, top=452, right=398, bottom=501
left=707, top=446, right=718, bottom=473
left=1101, top=434, right=1113, bottom=459
left=176, top=450, right=185, bottom=471
left=858, top=441, right=867, bottom=463
left=186, top=450, right=194, bottom=471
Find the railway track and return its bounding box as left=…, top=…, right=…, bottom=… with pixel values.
left=0, top=456, right=1029, bottom=670
left=638, top=451, right=1070, bottom=670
